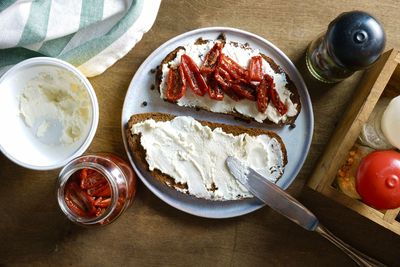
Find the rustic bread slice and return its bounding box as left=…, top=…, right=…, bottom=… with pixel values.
left=126, top=112, right=288, bottom=199
left=155, top=35, right=301, bottom=126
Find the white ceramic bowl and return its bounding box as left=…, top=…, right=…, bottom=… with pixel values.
left=0, top=57, right=99, bottom=170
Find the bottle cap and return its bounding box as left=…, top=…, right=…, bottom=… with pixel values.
left=326, top=11, right=386, bottom=70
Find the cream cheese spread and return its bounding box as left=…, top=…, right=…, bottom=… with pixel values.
left=159, top=41, right=299, bottom=124
left=19, top=70, right=91, bottom=145
left=131, top=116, right=286, bottom=200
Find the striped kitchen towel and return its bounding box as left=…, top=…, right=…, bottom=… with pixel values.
left=0, top=0, right=161, bottom=77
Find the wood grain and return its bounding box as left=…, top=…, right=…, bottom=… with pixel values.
left=1, top=0, right=400, bottom=266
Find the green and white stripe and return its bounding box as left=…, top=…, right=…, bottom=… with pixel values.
left=0, top=0, right=160, bottom=77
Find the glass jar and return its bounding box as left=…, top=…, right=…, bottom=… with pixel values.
left=359, top=96, right=400, bottom=150
left=381, top=96, right=400, bottom=149
left=358, top=97, right=393, bottom=149
left=57, top=153, right=137, bottom=226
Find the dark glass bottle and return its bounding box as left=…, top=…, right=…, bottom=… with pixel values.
left=306, top=11, right=386, bottom=83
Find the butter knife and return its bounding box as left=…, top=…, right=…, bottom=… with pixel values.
left=226, top=156, right=386, bottom=267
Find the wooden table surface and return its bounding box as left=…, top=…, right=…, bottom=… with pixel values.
left=2, top=1, right=400, bottom=266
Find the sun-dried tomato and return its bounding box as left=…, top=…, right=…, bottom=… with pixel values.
left=217, top=66, right=232, bottom=82
left=200, top=42, right=224, bottom=75
left=94, top=197, right=111, bottom=208
left=214, top=69, right=241, bottom=101
left=165, top=65, right=186, bottom=101
left=256, top=74, right=270, bottom=112
left=180, top=54, right=208, bottom=96
left=266, top=74, right=288, bottom=115
left=64, top=182, right=96, bottom=217
left=214, top=69, right=230, bottom=89
left=231, top=81, right=257, bottom=101
left=206, top=74, right=224, bottom=100
left=87, top=183, right=111, bottom=197
left=248, top=56, right=263, bottom=82
left=219, top=54, right=248, bottom=80
left=64, top=169, right=112, bottom=218
left=64, top=188, right=87, bottom=217
left=80, top=168, right=106, bottom=189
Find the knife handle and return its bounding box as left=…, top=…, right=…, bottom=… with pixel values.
left=315, top=224, right=386, bottom=267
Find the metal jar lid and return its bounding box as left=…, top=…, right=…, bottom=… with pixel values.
left=326, top=11, right=386, bottom=70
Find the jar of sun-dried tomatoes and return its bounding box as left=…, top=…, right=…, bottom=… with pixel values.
left=57, top=153, right=137, bottom=226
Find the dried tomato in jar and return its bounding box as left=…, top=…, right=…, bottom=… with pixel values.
left=57, top=153, right=137, bottom=226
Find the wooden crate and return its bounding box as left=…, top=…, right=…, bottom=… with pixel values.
left=308, top=49, right=400, bottom=235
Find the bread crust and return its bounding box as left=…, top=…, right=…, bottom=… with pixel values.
left=156, top=36, right=301, bottom=126
left=126, top=112, right=288, bottom=198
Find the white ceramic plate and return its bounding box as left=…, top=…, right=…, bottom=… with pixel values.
left=121, top=27, right=313, bottom=218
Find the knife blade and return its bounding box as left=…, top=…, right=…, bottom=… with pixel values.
left=226, top=156, right=386, bottom=266
left=226, top=156, right=319, bottom=231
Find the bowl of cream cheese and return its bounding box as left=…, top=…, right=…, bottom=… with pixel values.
left=0, top=57, right=99, bottom=170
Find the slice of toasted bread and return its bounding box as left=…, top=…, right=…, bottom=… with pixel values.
left=155, top=34, right=301, bottom=126
left=126, top=112, right=288, bottom=200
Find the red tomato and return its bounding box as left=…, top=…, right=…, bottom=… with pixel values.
left=267, top=75, right=287, bottom=116
left=356, top=150, right=400, bottom=209
left=180, top=54, right=208, bottom=96
left=165, top=66, right=186, bottom=101
left=219, top=54, right=248, bottom=80
left=248, top=56, right=263, bottom=82
left=230, top=81, right=256, bottom=101
left=200, top=42, right=223, bottom=75
left=256, top=74, right=270, bottom=113
left=205, top=74, right=224, bottom=101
